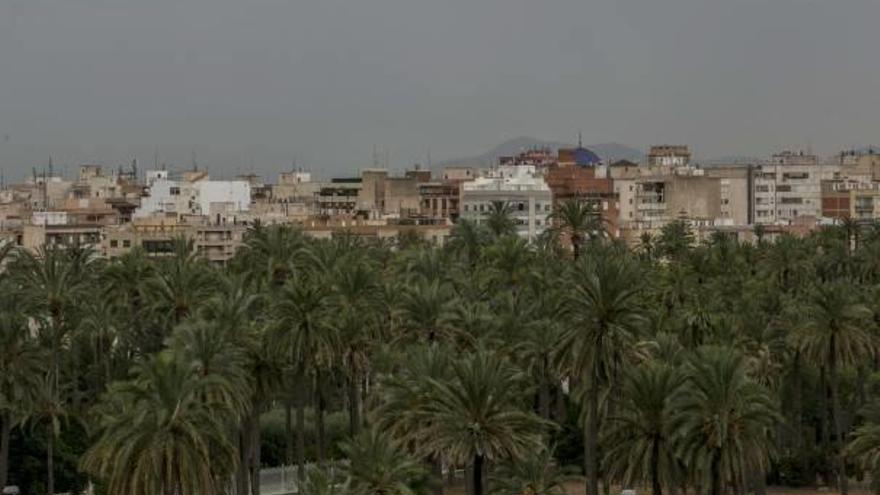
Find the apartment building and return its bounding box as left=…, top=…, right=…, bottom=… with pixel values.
left=102, top=218, right=248, bottom=264
left=647, top=146, right=691, bottom=167
left=136, top=170, right=251, bottom=222
left=753, top=151, right=838, bottom=225
left=610, top=163, right=727, bottom=241
left=460, top=165, right=552, bottom=242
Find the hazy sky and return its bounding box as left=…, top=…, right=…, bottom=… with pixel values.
left=1, top=0, right=878, bottom=180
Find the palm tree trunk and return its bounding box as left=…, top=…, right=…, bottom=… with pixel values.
left=819, top=365, right=831, bottom=484
left=555, top=382, right=567, bottom=422
left=473, top=454, right=484, bottom=495
left=236, top=425, right=249, bottom=495
left=348, top=367, right=361, bottom=437
left=47, top=427, right=55, bottom=495
left=0, top=413, right=10, bottom=490
left=651, top=437, right=662, bottom=495
left=433, top=458, right=444, bottom=495
left=754, top=466, right=767, bottom=495
left=250, top=407, right=262, bottom=495
left=296, top=382, right=306, bottom=483
left=285, top=398, right=293, bottom=466
left=539, top=374, right=551, bottom=420
left=585, top=379, right=600, bottom=495
left=829, top=340, right=849, bottom=495
left=709, top=450, right=721, bottom=495
left=316, top=387, right=326, bottom=465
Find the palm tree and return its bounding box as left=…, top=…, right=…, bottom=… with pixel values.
left=273, top=275, right=337, bottom=478
left=28, top=374, right=68, bottom=495
left=847, top=419, right=880, bottom=489
left=657, top=219, right=694, bottom=261
left=12, top=245, right=93, bottom=397
left=236, top=223, right=304, bottom=288
left=550, top=199, right=607, bottom=259
left=796, top=280, right=875, bottom=495
left=145, top=238, right=216, bottom=328
left=602, top=362, right=682, bottom=495
left=671, top=347, right=779, bottom=495
left=485, top=201, right=517, bottom=239
left=559, top=249, right=645, bottom=495
left=100, top=247, right=156, bottom=355
left=0, top=289, right=46, bottom=489
left=483, top=235, right=534, bottom=291
left=398, top=280, right=456, bottom=344
left=490, top=447, right=580, bottom=495
left=331, top=260, right=380, bottom=437
left=341, top=427, right=432, bottom=495
left=409, top=349, right=549, bottom=495
left=301, top=465, right=350, bottom=495
left=81, top=350, right=239, bottom=495
left=447, top=219, right=489, bottom=267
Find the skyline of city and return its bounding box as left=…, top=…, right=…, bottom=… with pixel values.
left=3, top=0, right=880, bottom=181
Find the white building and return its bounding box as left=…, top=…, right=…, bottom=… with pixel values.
left=460, top=165, right=552, bottom=241
left=753, top=151, right=839, bottom=224
left=135, top=171, right=251, bottom=222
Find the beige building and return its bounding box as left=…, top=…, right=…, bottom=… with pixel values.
left=753, top=151, right=839, bottom=225
left=610, top=163, right=746, bottom=241
left=647, top=145, right=691, bottom=167
left=102, top=218, right=247, bottom=264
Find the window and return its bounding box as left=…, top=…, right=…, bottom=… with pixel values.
left=110, top=240, right=118, bottom=248
left=780, top=197, right=803, bottom=204
left=170, top=187, right=181, bottom=195
left=776, top=185, right=792, bottom=192
left=545, top=204, right=550, bottom=212
left=783, top=172, right=809, bottom=180
left=755, top=185, right=769, bottom=192
left=123, top=240, right=131, bottom=248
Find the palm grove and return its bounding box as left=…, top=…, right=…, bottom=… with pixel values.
left=4, top=201, right=880, bottom=495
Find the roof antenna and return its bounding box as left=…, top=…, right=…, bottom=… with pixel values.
left=191, top=150, right=198, bottom=172
left=578, top=130, right=583, bottom=148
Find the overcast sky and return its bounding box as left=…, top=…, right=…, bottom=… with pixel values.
left=1, top=0, right=878, bottom=180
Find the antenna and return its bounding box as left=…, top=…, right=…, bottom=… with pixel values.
left=578, top=130, right=583, bottom=148
left=372, top=145, right=379, bottom=168
left=48, top=155, right=54, bottom=178
left=191, top=150, right=198, bottom=172
left=427, top=147, right=432, bottom=169
left=154, top=148, right=159, bottom=169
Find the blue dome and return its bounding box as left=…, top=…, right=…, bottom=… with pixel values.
left=573, top=147, right=601, bottom=166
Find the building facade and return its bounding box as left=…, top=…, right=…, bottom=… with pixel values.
left=460, top=165, right=552, bottom=241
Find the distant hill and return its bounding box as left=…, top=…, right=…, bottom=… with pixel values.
left=433, top=137, right=643, bottom=170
